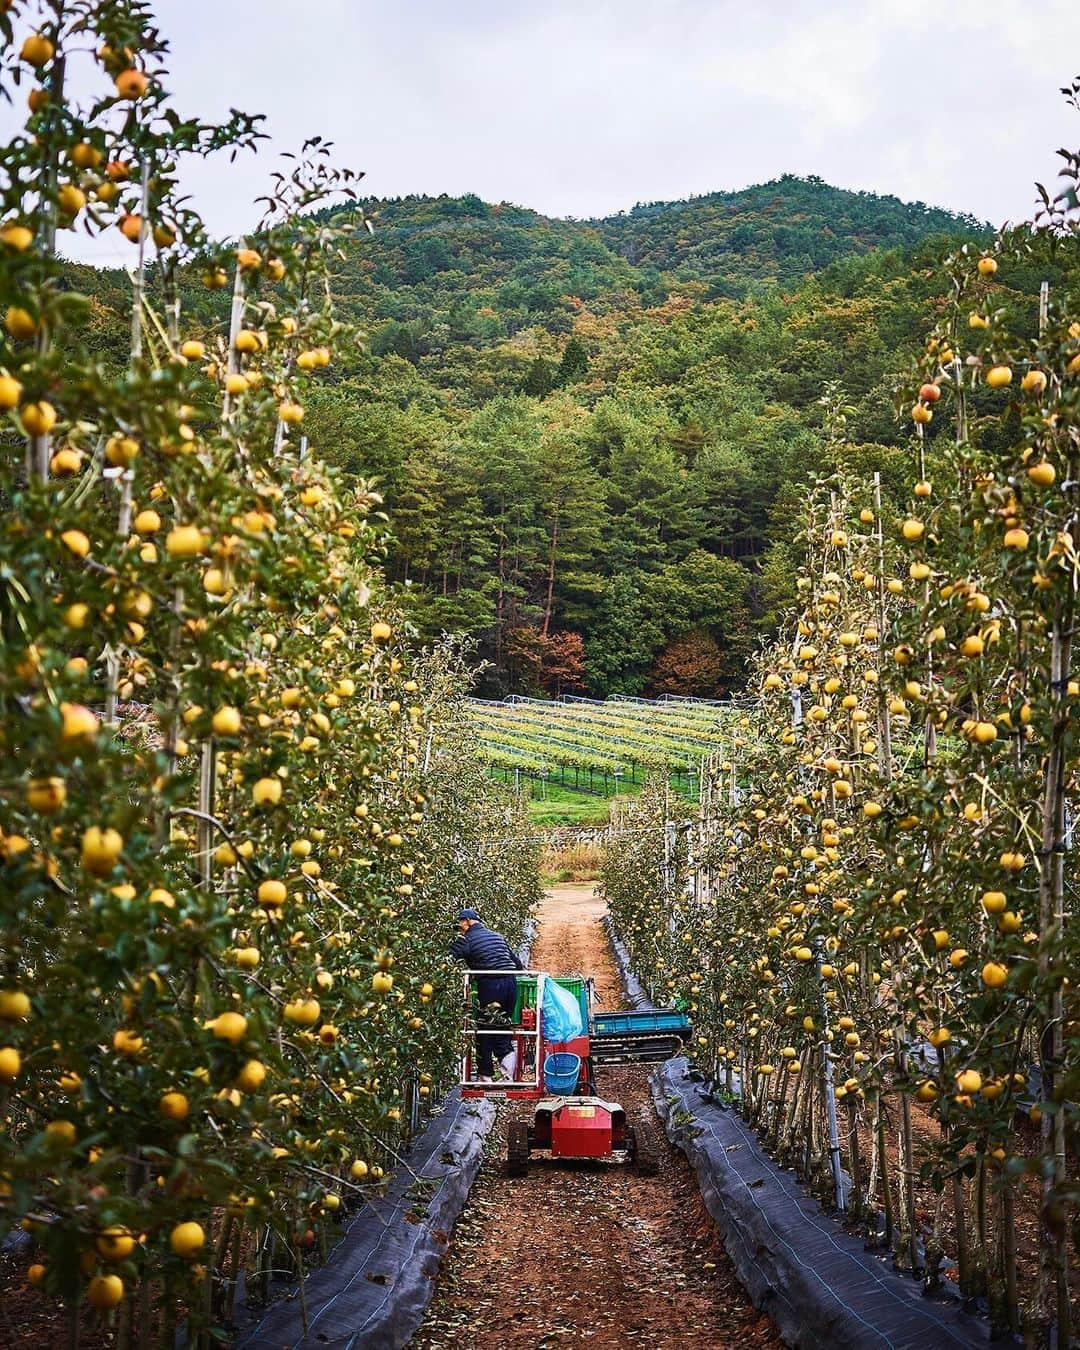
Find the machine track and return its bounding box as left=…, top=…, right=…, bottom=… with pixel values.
left=505, top=1120, right=530, bottom=1178
left=630, top=1115, right=660, bottom=1176
left=412, top=884, right=779, bottom=1349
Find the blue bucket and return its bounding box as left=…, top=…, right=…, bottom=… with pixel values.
left=543, top=1052, right=581, bottom=1095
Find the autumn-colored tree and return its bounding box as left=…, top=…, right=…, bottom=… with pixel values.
left=505, top=626, right=586, bottom=697
left=648, top=628, right=725, bottom=696
left=538, top=629, right=587, bottom=697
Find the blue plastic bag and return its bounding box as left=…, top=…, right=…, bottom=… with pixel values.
left=541, top=977, right=585, bottom=1043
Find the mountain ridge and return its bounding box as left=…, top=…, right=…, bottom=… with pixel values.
left=60, top=173, right=1031, bottom=699
left=345, top=173, right=987, bottom=232
left=328, top=174, right=988, bottom=306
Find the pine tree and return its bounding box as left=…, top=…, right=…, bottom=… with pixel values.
left=522, top=355, right=555, bottom=397
left=556, top=336, right=589, bottom=386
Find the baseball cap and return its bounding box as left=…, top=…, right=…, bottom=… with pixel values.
left=457, top=908, right=481, bottom=922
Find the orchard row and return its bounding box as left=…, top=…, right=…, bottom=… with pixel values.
left=0, top=5, right=538, bottom=1342
left=603, top=197, right=1079, bottom=1339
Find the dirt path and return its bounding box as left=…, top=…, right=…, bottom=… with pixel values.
left=413, top=885, right=779, bottom=1349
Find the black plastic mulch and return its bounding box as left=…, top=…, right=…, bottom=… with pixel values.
left=652, top=1058, right=995, bottom=1350
left=602, top=916, right=656, bottom=1010
left=232, top=1090, right=495, bottom=1350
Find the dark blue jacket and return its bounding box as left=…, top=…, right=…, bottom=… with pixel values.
left=450, top=922, right=522, bottom=1006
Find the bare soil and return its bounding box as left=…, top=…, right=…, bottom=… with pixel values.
left=413, top=884, right=779, bottom=1349
left=0, top=1271, right=117, bottom=1348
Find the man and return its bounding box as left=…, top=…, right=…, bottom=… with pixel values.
left=450, top=908, right=522, bottom=1083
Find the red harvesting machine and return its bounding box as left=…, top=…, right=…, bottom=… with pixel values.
left=459, top=969, right=692, bottom=1177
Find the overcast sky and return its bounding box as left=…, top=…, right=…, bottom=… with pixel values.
left=22, top=0, right=1080, bottom=264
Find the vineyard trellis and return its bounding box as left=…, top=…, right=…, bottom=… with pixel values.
left=469, top=693, right=732, bottom=799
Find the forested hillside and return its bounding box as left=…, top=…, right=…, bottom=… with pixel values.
left=70, top=175, right=1065, bottom=697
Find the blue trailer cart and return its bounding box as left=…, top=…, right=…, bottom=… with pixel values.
left=590, top=1007, right=693, bottom=1065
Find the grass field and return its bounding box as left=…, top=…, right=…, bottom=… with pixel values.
left=521, top=779, right=618, bottom=827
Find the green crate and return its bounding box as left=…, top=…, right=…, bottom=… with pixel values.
left=513, top=975, right=587, bottom=1028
